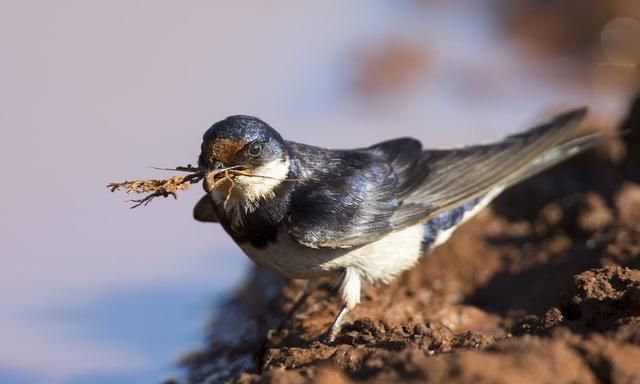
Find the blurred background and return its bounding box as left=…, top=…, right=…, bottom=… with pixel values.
left=0, top=1, right=638, bottom=383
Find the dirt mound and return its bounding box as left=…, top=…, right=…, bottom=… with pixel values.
left=179, top=96, right=640, bottom=384
left=494, top=0, right=640, bottom=62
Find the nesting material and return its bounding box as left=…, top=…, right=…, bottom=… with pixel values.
left=108, top=165, right=204, bottom=208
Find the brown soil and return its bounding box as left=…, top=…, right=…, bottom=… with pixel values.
left=494, top=0, right=640, bottom=62
left=493, top=0, right=640, bottom=89
left=351, top=40, right=433, bottom=97
left=179, top=96, right=640, bottom=384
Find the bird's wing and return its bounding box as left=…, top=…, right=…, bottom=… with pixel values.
left=287, top=108, right=587, bottom=249
left=286, top=138, right=420, bottom=248
left=389, top=108, right=588, bottom=227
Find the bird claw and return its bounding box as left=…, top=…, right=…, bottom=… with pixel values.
left=319, top=331, right=337, bottom=345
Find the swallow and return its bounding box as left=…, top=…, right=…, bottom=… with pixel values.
left=193, top=108, right=595, bottom=342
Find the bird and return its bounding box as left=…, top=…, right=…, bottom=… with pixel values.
left=193, top=108, right=597, bottom=342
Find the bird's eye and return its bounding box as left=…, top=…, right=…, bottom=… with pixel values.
left=247, top=141, right=263, bottom=157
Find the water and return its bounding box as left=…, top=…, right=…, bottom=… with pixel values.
left=0, top=1, right=631, bottom=383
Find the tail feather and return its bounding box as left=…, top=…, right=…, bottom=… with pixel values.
left=503, top=132, right=616, bottom=188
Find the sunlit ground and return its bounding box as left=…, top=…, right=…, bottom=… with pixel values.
left=0, top=1, right=635, bottom=383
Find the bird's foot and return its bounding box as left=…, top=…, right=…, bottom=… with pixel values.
left=319, top=331, right=337, bottom=345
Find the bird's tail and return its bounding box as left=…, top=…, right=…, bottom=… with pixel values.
left=502, top=131, right=621, bottom=188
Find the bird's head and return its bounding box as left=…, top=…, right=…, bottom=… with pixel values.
left=198, top=115, right=292, bottom=214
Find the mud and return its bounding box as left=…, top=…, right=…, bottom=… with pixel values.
left=494, top=0, right=640, bottom=62
left=351, top=39, right=433, bottom=97
left=180, top=96, right=640, bottom=384
left=492, top=0, right=640, bottom=91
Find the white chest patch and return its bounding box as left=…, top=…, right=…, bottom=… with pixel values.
left=238, top=223, right=425, bottom=283
left=210, top=157, right=290, bottom=229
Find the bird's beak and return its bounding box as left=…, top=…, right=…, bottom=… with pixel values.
left=203, top=170, right=219, bottom=193
left=202, top=166, right=247, bottom=193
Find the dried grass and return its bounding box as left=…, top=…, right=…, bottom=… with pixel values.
left=108, top=165, right=204, bottom=208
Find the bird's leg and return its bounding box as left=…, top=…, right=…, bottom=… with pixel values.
left=321, top=305, right=350, bottom=343
left=320, top=267, right=361, bottom=343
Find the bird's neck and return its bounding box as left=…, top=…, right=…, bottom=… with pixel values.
left=213, top=158, right=300, bottom=248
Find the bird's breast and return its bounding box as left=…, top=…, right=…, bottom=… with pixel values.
left=237, top=223, right=426, bottom=282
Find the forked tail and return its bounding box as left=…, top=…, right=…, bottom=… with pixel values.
left=504, top=131, right=624, bottom=188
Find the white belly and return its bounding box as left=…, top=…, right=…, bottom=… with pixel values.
left=238, top=223, right=425, bottom=283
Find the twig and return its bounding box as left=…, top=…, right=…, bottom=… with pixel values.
left=108, top=165, right=204, bottom=208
